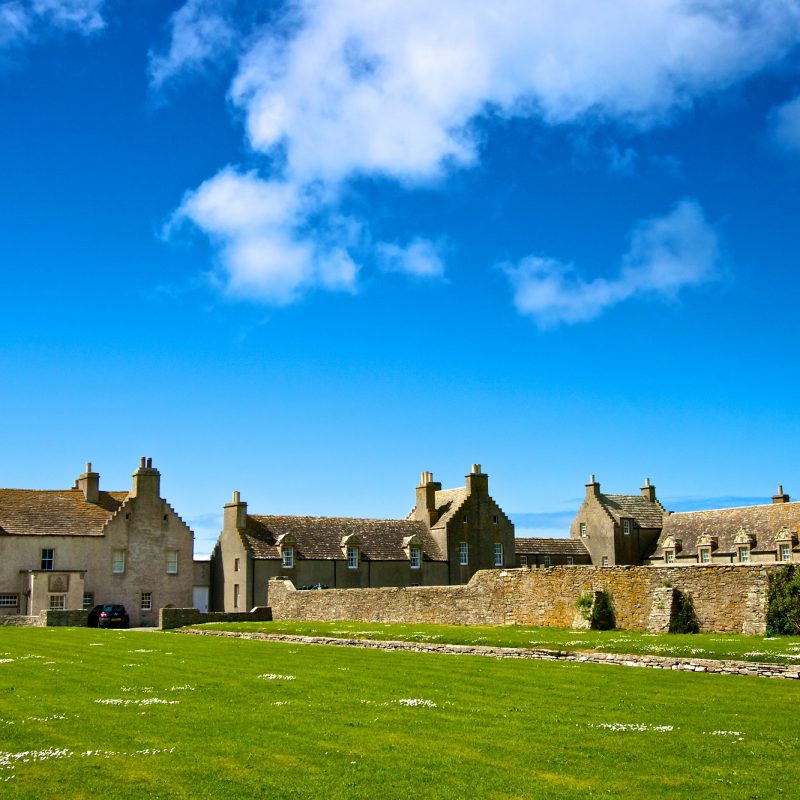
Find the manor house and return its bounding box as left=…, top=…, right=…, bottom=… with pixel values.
left=0, top=459, right=207, bottom=625
left=210, top=464, right=515, bottom=610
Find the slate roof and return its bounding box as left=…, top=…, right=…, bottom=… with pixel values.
left=656, top=502, right=800, bottom=555
left=243, top=515, right=447, bottom=561
left=0, top=489, right=128, bottom=536
left=430, top=487, right=468, bottom=531
left=599, top=494, right=665, bottom=529
left=515, top=537, right=590, bottom=556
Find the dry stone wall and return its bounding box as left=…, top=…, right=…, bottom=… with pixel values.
left=159, top=606, right=272, bottom=630
left=269, top=565, right=776, bottom=634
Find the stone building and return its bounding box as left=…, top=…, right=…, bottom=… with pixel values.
left=513, top=537, right=591, bottom=568
left=210, top=464, right=515, bottom=611
left=0, top=459, right=203, bottom=625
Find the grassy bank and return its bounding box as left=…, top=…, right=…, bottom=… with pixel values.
left=2, top=627, right=800, bottom=798
left=194, top=619, right=800, bottom=664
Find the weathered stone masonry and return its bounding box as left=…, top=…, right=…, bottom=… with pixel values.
left=269, top=564, right=778, bottom=634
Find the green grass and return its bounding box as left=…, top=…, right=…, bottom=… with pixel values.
left=193, top=619, right=800, bottom=665
left=2, top=627, right=800, bottom=798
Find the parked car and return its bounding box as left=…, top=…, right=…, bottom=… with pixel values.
left=96, top=604, right=130, bottom=629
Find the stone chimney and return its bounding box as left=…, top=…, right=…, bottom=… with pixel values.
left=465, top=463, right=488, bottom=496
left=129, top=456, right=161, bottom=499
left=586, top=474, right=600, bottom=498
left=415, top=471, right=441, bottom=527
left=224, top=490, right=248, bottom=530
left=641, top=477, right=656, bottom=503
left=773, top=485, right=790, bottom=504
left=77, top=462, right=99, bottom=503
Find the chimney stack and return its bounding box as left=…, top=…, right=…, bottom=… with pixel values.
left=641, top=477, right=656, bottom=503
left=77, top=462, right=100, bottom=503
left=224, top=489, right=248, bottom=530
left=130, top=456, right=161, bottom=499
left=586, top=474, right=600, bottom=498
left=773, top=485, right=790, bottom=504
left=465, top=463, right=488, bottom=496
left=415, top=471, right=441, bottom=527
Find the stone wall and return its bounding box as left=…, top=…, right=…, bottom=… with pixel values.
left=159, top=606, right=272, bottom=630
left=40, top=609, right=89, bottom=627
left=269, top=565, right=777, bottom=634
left=0, top=615, right=39, bottom=627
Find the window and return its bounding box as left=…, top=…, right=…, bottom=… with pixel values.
left=543, top=555, right=551, bottom=567
left=82, top=593, right=94, bottom=609
left=664, top=550, right=674, bottom=565
left=492, top=515, right=499, bottom=524
left=282, top=546, right=294, bottom=569
left=233, top=584, right=240, bottom=609
left=49, top=595, right=65, bottom=610
left=234, top=557, right=240, bottom=572
left=459, top=541, right=468, bottom=566
left=579, top=523, right=587, bottom=537
left=601, top=556, right=609, bottom=567
left=567, top=556, right=574, bottom=566
left=347, top=546, right=359, bottom=569
left=494, top=543, right=504, bottom=567
left=699, top=549, right=710, bottom=564
left=462, top=514, right=469, bottom=524
left=0, top=594, right=19, bottom=608
left=140, top=592, right=152, bottom=612
left=738, top=546, right=750, bottom=563
left=780, top=544, right=792, bottom=562
left=166, top=550, right=179, bottom=574
left=111, top=549, right=126, bottom=574
left=410, top=546, right=421, bottom=569
left=623, top=520, right=631, bottom=536
left=519, top=554, right=528, bottom=566
left=41, top=548, right=54, bottom=571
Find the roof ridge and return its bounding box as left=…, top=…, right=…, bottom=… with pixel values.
left=670, top=501, right=800, bottom=516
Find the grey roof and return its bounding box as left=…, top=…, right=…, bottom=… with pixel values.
left=656, top=502, right=800, bottom=555
left=599, top=494, right=665, bottom=529
left=515, top=537, right=590, bottom=557
left=0, top=489, right=127, bottom=537
left=243, top=515, right=447, bottom=561
left=430, top=487, right=468, bottom=530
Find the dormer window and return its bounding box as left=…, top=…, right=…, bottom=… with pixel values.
left=780, top=544, right=792, bottom=562
left=699, top=548, right=711, bottom=564
left=623, top=520, right=631, bottom=536
left=347, top=545, right=359, bottom=569
left=282, top=546, right=294, bottom=569
left=410, top=546, right=421, bottom=569
left=738, top=546, right=750, bottom=563
left=664, top=549, right=675, bottom=565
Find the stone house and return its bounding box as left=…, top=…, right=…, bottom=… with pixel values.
left=568, top=476, right=666, bottom=566
left=514, top=537, right=591, bottom=568
left=0, top=459, right=203, bottom=626
left=210, top=464, right=515, bottom=611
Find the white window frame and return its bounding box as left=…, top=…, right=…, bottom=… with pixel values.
left=282, top=546, right=294, bottom=569
left=623, top=519, right=631, bottom=536
left=601, top=556, right=609, bottom=567
left=780, top=544, right=792, bottom=562
left=49, top=595, right=65, bottom=610
left=0, top=594, right=19, bottom=608
left=347, top=545, right=359, bottom=569
left=567, top=556, right=574, bottom=566
left=664, top=550, right=674, bottom=565
left=579, top=523, right=587, bottom=537
left=699, top=549, right=710, bottom=564
left=519, top=554, right=528, bottom=566
left=459, top=541, right=468, bottom=566
left=494, top=543, right=504, bottom=567
left=140, top=592, right=152, bottom=611
left=410, top=546, right=421, bottom=569
left=738, top=546, right=750, bottom=563
left=41, top=548, right=54, bottom=571
left=111, top=549, right=126, bottom=574
left=543, top=555, right=551, bottom=567
left=166, top=550, right=179, bottom=575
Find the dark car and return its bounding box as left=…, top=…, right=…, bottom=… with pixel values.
left=96, top=604, right=130, bottom=629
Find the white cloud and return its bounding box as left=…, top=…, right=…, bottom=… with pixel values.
left=148, top=0, right=237, bottom=90
left=770, top=94, right=800, bottom=153
left=504, top=200, right=719, bottom=327
left=377, top=239, right=445, bottom=278
left=169, top=1, right=798, bottom=305
left=0, top=0, right=105, bottom=47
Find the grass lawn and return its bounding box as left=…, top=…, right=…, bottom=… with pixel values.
left=2, top=627, right=800, bottom=799
left=193, top=619, right=800, bottom=665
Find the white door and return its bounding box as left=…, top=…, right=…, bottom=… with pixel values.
left=192, top=586, right=209, bottom=613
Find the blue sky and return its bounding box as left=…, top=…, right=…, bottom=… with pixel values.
left=2, top=0, right=800, bottom=556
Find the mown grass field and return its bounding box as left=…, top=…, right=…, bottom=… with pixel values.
left=2, top=627, right=800, bottom=799
left=195, top=619, right=800, bottom=665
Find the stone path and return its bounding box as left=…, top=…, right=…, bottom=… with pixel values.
left=175, top=629, right=800, bottom=680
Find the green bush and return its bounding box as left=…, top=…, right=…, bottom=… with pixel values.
left=576, top=593, right=593, bottom=622
left=669, top=591, right=699, bottom=634
left=767, top=565, right=800, bottom=635
left=590, top=590, right=615, bottom=630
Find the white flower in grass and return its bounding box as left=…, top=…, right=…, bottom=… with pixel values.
left=589, top=723, right=673, bottom=732
left=0, top=659, right=14, bottom=664
left=257, top=673, right=295, bottom=681
left=396, top=699, right=437, bottom=708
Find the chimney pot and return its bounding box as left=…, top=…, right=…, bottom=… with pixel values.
left=140, top=457, right=146, bottom=468
left=86, top=462, right=92, bottom=472
left=472, top=463, right=481, bottom=474
left=233, top=490, right=240, bottom=503
left=146, top=457, right=152, bottom=468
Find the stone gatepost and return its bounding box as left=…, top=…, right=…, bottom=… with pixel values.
left=646, top=587, right=677, bottom=633
left=742, top=589, right=767, bottom=636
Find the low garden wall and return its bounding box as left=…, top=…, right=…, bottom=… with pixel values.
left=269, top=565, right=776, bottom=634
left=160, top=606, right=272, bottom=630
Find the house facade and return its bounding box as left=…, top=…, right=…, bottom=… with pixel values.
left=210, top=464, right=516, bottom=611
left=0, top=459, right=201, bottom=625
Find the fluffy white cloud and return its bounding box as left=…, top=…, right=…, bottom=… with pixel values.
left=770, top=94, right=800, bottom=153
left=148, top=0, right=237, bottom=90
left=168, top=1, right=798, bottom=305
left=377, top=239, right=445, bottom=278
left=505, top=200, right=719, bottom=327
left=0, top=0, right=105, bottom=47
